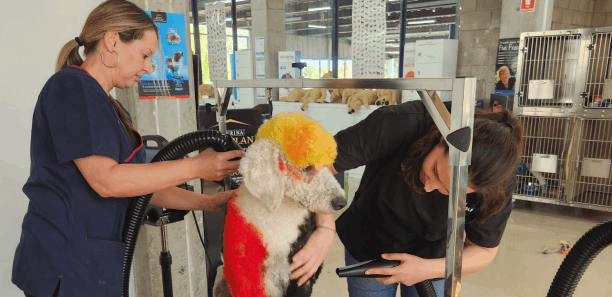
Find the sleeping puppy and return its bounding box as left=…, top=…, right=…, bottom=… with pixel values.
left=213, top=112, right=347, bottom=297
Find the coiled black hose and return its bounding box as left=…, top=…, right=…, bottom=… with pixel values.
left=121, top=129, right=243, bottom=297
left=415, top=280, right=437, bottom=297
left=547, top=220, right=612, bottom=297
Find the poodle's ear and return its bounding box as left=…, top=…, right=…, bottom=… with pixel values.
left=239, top=139, right=285, bottom=212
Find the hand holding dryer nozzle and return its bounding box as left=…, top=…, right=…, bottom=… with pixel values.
left=336, top=258, right=401, bottom=278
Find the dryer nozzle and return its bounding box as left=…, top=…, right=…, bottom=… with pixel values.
left=336, top=258, right=401, bottom=278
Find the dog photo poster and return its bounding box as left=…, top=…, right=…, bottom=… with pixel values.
left=138, top=11, right=190, bottom=99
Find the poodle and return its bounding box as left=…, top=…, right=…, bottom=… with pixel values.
left=213, top=112, right=347, bottom=297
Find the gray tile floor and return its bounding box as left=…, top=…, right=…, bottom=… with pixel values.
left=311, top=201, right=612, bottom=297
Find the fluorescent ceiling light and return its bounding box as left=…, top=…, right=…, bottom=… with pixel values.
left=225, top=0, right=248, bottom=3
left=226, top=18, right=232, bottom=21
left=408, top=19, right=436, bottom=25
left=404, top=31, right=449, bottom=38
left=308, top=7, right=331, bottom=11
left=308, top=24, right=327, bottom=29
left=385, top=44, right=399, bottom=47
left=285, top=17, right=302, bottom=22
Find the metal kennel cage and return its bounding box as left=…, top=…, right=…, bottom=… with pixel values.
left=514, top=115, right=574, bottom=204
left=513, top=27, right=612, bottom=212
left=568, top=118, right=612, bottom=211
left=515, top=33, right=581, bottom=109
left=582, top=32, right=612, bottom=109
left=513, top=27, right=612, bottom=117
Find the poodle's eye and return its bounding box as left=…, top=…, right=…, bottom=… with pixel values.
left=304, top=165, right=315, bottom=173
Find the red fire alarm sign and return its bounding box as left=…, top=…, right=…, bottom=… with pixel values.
left=521, top=0, right=535, bottom=12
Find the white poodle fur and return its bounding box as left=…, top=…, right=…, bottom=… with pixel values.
left=213, top=138, right=346, bottom=297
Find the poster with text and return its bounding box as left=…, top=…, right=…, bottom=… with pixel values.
left=402, top=43, right=417, bottom=101
left=138, top=11, right=190, bottom=99
left=495, top=38, right=520, bottom=95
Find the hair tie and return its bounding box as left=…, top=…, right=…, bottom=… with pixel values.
left=75, top=37, right=84, bottom=47
left=504, top=122, right=513, bottom=129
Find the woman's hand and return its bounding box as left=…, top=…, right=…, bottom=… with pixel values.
left=365, top=253, right=432, bottom=287
left=289, top=227, right=335, bottom=286
left=192, top=150, right=245, bottom=181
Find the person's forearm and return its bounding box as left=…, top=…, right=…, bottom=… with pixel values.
left=151, top=187, right=221, bottom=211
left=102, top=159, right=198, bottom=198
left=420, top=243, right=498, bottom=280
left=316, top=213, right=336, bottom=232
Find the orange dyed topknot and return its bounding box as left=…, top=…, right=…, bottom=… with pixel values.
left=256, top=112, right=337, bottom=169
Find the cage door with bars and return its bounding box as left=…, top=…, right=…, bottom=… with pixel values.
left=569, top=118, right=612, bottom=210
left=582, top=32, right=612, bottom=109
left=517, top=34, right=581, bottom=108
left=514, top=116, right=575, bottom=203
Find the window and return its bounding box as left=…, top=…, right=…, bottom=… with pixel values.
left=190, top=24, right=251, bottom=85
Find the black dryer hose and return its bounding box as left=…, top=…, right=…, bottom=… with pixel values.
left=547, top=220, right=612, bottom=297
left=415, top=279, right=437, bottom=297
left=121, top=129, right=243, bottom=297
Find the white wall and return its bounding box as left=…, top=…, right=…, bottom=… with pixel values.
left=0, top=0, right=123, bottom=296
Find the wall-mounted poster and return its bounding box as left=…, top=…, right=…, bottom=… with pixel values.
left=138, top=11, right=190, bottom=99
left=495, top=38, right=520, bottom=96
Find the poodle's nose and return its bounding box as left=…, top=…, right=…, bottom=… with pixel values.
left=331, top=197, right=347, bottom=210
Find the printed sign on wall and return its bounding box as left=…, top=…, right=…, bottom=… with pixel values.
left=402, top=43, right=417, bottom=101
left=495, top=38, right=520, bottom=95
left=138, top=11, right=190, bottom=99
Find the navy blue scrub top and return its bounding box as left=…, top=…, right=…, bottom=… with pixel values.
left=12, top=66, right=145, bottom=297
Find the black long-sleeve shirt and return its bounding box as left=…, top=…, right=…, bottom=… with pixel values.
left=334, top=101, right=513, bottom=261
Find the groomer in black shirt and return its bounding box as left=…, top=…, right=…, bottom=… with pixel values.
left=289, top=100, right=523, bottom=297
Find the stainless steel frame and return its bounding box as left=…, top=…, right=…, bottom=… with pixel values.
left=212, top=77, right=476, bottom=297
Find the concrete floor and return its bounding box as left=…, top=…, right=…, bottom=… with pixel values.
left=311, top=201, right=612, bottom=297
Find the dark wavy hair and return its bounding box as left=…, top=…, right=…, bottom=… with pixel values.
left=401, top=109, right=524, bottom=223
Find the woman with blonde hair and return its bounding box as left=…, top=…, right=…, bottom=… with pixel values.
left=12, top=1, right=243, bottom=296
left=495, top=65, right=515, bottom=91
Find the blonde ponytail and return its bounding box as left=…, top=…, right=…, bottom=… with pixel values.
left=55, top=39, right=84, bottom=72
left=54, top=0, right=158, bottom=148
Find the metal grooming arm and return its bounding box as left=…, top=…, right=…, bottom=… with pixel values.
left=212, top=77, right=477, bottom=297
left=213, top=85, right=234, bottom=190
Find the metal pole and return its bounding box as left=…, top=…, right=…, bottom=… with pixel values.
left=398, top=0, right=407, bottom=78
left=191, top=0, right=202, bottom=85
left=332, top=0, right=339, bottom=78
left=160, top=219, right=173, bottom=297
left=455, top=0, right=462, bottom=41
left=232, top=0, right=238, bottom=52
left=443, top=77, right=476, bottom=297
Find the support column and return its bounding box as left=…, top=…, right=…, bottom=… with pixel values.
left=251, top=0, right=286, bottom=104
left=500, top=0, right=554, bottom=39
left=115, top=0, right=214, bottom=296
